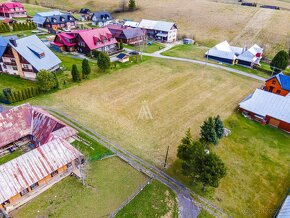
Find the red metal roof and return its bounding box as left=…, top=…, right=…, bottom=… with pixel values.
left=0, top=2, right=25, bottom=13
left=0, top=104, right=77, bottom=148
left=0, top=138, right=82, bottom=204
left=73, top=28, right=117, bottom=50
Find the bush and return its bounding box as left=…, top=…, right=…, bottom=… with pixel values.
left=36, top=70, right=58, bottom=92
left=270, top=50, right=289, bottom=74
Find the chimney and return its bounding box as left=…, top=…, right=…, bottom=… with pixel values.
left=9, top=38, right=17, bottom=47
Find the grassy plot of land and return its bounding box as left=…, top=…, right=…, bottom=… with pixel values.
left=29, top=57, right=261, bottom=167
left=168, top=112, right=290, bottom=218
left=72, top=131, right=114, bottom=161
left=116, top=180, right=178, bottom=218
left=22, top=3, right=52, bottom=16
left=198, top=210, right=215, bottom=218
left=12, top=157, right=148, bottom=218
left=0, top=74, right=37, bottom=91
left=162, top=44, right=276, bottom=79
left=0, top=150, right=24, bottom=165
left=125, top=42, right=165, bottom=53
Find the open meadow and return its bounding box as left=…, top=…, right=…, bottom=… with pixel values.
left=32, top=0, right=290, bottom=57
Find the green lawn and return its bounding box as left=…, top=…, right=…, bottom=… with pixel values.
left=0, top=74, right=37, bottom=92
left=12, top=157, right=148, bottom=218
left=167, top=112, right=290, bottom=218
left=72, top=131, right=114, bottom=161
left=116, top=180, right=178, bottom=218
left=125, top=42, right=165, bottom=53
left=0, top=150, right=24, bottom=165
left=23, top=3, right=52, bottom=16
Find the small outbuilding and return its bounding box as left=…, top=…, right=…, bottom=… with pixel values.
left=116, top=53, right=130, bottom=63
left=183, top=38, right=193, bottom=44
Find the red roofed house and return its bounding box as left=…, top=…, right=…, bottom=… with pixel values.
left=0, top=2, right=27, bottom=18
left=51, top=27, right=118, bottom=55
left=0, top=104, right=83, bottom=211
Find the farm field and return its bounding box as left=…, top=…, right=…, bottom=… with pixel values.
left=168, top=112, right=290, bottom=217
left=116, top=180, right=178, bottom=217
left=31, top=0, right=290, bottom=57
left=12, top=157, right=149, bottom=218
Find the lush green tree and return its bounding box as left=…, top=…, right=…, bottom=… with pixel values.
left=270, top=50, right=289, bottom=74
left=36, top=70, right=58, bottom=92
left=82, top=58, right=91, bottom=79
left=214, top=115, right=224, bottom=139
left=177, top=140, right=226, bottom=191
left=71, top=64, right=81, bottom=82
left=118, top=40, right=124, bottom=50
left=92, top=50, right=101, bottom=59
left=128, top=0, right=137, bottom=11
left=18, top=91, right=23, bottom=101
left=177, top=128, right=193, bottom=161
left=97, top=52, right=110, bottom=73
left=200, top=117, right=218, bottom=145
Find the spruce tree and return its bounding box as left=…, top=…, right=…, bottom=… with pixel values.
left=177, top=128, right=193, bottom=161
left=82, top=58, right=91, bottom=79
left=270, top=50, right=289, bottom=74
left=214, top=115, right=224, bottom=139
left=128, top=0, right=137, bottom=11
left=200, top=117, right=218, bottom=145
left=18, top=91, right=23, bottom=101
left=71, top=64, right=81, bottom=82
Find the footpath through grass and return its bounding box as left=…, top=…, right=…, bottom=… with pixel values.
left=167, top=112, right=290, bottom=218
left=116, top=180, right=178, bottom=218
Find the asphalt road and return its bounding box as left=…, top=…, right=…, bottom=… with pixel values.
left=43, top=107, right=232, bottom=218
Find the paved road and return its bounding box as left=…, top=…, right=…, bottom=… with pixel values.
left=43, top=107, right=232, bottom=218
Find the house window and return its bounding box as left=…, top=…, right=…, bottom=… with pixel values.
left=12, top=66, right=17, bottom=71
left=20, top=188, right=29, bottom=196
left=51, top=170, right=58, bottom=177
left=67, top=162, right=72, bottom=168
left=277, top=90, right=281, bottom=94
left=22, top=64, right=30, bottom=69
left=272, top=80, right=276, bottom=85
left=30, top=182, right=39, bottom=190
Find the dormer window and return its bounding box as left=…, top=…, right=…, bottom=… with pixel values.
left=272, top=80, right=276, bottom=85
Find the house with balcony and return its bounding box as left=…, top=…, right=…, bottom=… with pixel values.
left=0, top=35, right=61, bottom=80
left=0, top=2, right=27, bottom=18
left=91, top=11, right=113, bottom=27
left=51, top=28, right=118, bottom=55
left=138, top=19, right=177, bottom=43
left=32, top=11, right=77, bottom=31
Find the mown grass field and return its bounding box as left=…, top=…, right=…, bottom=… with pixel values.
left=12, top=157, right=148, bottom=218
left=0, top=150, right=24, bottom=165
left=29, top=58, right=261, bottom=166
left=168, top=112, right=290, bottom=217
left=125, top=42, right=165, bottom=53
left=22, top=3, right=51, bottom=16
left=116, top=180, right=178, bottom=218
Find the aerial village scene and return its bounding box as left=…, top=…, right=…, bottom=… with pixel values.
left=0, top=0, right=289, bottom=218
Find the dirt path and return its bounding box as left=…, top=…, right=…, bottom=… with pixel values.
left=231, top=8, right=274, bottom=46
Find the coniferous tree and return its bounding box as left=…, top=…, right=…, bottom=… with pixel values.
left=82, top=58, right=91, bottom=79
left=97, top=52, right=110, bottom=73
left=214, top=115, right=224, bottom=139
left=200, top=117, right=218, bottom=145
left=71, top=64, right=81, bottom=82
left=270, top=50, right=289, bottom=74
left=177, top=128, right=193, bottom=161
left=128, top=0, right=137, bottom=11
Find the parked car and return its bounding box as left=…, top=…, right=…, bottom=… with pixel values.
left=129, top=50, right=140, bottom=55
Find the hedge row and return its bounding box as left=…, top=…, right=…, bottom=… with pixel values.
left=2, top=87, right=41, bottom=104
left=0, top=21, right=36, bottom=33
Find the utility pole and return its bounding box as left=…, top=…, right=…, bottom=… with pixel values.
left=163, top=146, right=169, bottom=168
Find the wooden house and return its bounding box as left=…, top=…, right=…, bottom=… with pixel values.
left=0, top=2, right=27, bottom=18
left=264, top=73, right=290, bottom=96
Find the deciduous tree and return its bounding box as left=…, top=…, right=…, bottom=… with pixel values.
left=270, top=50, right=289, bottom=74
left=97, top=52, right=110, bottom=73
left=36, top=70, right=58, bottom=92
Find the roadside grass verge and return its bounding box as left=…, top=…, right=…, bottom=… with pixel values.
left=198, top=209, right=215, bottom=218
left=12, top=157, right=148, bottom=218
left=167, top=112, right=290, bottom=218
left=116, top=180, right=178, bottom=218
left=72, top=131, right=114, bottom=161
